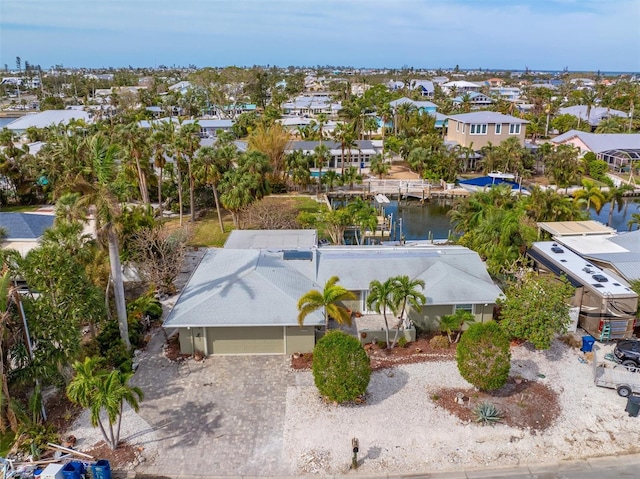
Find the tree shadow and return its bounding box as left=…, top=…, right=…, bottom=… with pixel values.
left=365, top=368, right=409, bottom=405
left=135, top=400, right=223, bottom=449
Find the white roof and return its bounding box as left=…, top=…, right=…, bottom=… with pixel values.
left=443, top=80, right=481, bottom=88
left=6, top=110, right=91, bottom=131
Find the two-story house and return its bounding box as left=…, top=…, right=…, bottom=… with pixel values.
left=446, top=112, right=528, bottom=149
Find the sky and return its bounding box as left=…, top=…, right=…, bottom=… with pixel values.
left=1, top=0, right=639, bottom=72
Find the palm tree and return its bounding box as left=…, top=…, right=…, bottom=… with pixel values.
left=348, top=197, right=377, bottom=245
left=366, top=278, right=398, bottom=348
left=389, top=276, right=425, bottom=348
left=573, top=179, right=606, bottom=214
left=175, top=121, right=202, bottom=223
left=115, top=123, right=151, bottom=205
left=194, top=142, right=234, bottom=232
left=67, top=357, right=144, bottom=450
left=76, top=134, right=130, bottom=349
left=297, top=276, right=356, bottom=332
left=369, top=154, right=390, bottom=179
left=628, top=213, right=640, bottom=231
left=439, top=310, right=475, bottom=344
left=313, top=144, right=330, bottom=193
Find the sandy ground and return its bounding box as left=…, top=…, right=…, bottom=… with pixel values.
left=282, top=340, right=640, bottom=475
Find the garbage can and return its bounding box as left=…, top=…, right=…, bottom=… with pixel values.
left=581, top=335, right=596, bottom=353
left=62, top=462, right=83, bottom=479
left=625, top=395, right=640, bottom=417
left=91, top=460, right=111, bottom=479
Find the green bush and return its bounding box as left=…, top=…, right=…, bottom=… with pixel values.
left=397, top=336, right=408, bottom=348
left=376, top=340, right=387, bottom=349
left=456, top=321, right=510, bottom=391
left=312, top=330, right=371, bottom=403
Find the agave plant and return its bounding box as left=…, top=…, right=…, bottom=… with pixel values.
left=473, top=401, right=503, bottom=426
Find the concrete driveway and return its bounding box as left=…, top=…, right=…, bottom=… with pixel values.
left=129, top=330, right=296, bottom=477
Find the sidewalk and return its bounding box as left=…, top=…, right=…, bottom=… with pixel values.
left=114, top=451, right=640, bottom=479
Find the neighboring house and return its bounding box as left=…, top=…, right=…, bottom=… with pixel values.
left=452, top=91, right=494, bottom=108
left=282, top=95, right=341, bottom=118
left=386, top=80, right=405, bottom=91
left=446, top=112, right=528, bottom=149
left=5, top=110, right=92, bottom=135
left=442, top=80, right=481, bottom=94
left=570, top=78, right=596, bottom=88
left=409, top=80, right=435, bottom=97
left=558, top=105, right=627, bottom=128
left=285, top=140, right=380, bottom=170
left=350, top=83, right=371, bottom=97
left=527, top=240, right=638, bottom=341
left=551, top=130, right=640, bottom=171
left=489, top=86, right=521, bottom=101
left=168, top=81, right=192, bottom=94
left=388, top=97, right=446, bottom=128
left=164, top=230, right=503, bottom=356
left=137, top=117, right=234, bottom=138
left=0, top=212, right=54, bottom=256
left=431, top=76, right=449, bottom=86
left=486, top=78, right=505, bottom=87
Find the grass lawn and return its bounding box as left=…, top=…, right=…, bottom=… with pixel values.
left=0, top=205, right=42, bottom=213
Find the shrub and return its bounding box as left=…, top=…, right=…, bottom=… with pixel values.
left=456, top=321, right=510, bottom=391
left=397, top=336, right=408, bottom=348
left=430, top=334, right=450, bottom=349
left=312, top=330, right=371, bottom=403
left=376, top=340, right=387, bottom=349
left=473, top=401, right=503, bottom=426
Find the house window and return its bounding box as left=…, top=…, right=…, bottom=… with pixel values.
left=495, top=124, right=502, bottom=135
left=509, top=123, right=521, bottom=134
left=456, top=122, right=459, bottom=133
left=462, top=124, right=466, bottom=134
left=455, top=304, right=473, bottom=313
left=470, top=124, right=487, bottom=135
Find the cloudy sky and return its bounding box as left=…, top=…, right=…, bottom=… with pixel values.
left=1, top=0, right=639, bottom=72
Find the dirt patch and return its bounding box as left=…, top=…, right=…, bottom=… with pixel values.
left=163, top=332, right=190, bottom=362
left=47, top=394, right=83, bottom=436
left=431, top=377, right=560, bottom=432
left=83, top=441, right=140, bottom=470
left=291, top=334, right=455, bottom=371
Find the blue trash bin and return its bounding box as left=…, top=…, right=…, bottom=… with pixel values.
left=91, top=460, right=111, bottom=479
left=62, top=462, right=82, bottom=479
left=581, top=336, right=595, bottom=352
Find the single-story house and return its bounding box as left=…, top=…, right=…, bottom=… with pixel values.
left=551, top=130, right=640, bottom=171
left=557, top=105, right=627, bottom=128
left=164, top=230, right=503, bottom=355
left=5, top=110, right=92, bottom=136
left=0, top=212, right=54, bottom=256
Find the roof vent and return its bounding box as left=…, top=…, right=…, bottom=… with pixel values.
left=585, top=263, right=593, bottom=267
left=560, top=259, right=567, bottom=263
left=592, top=283, right=605, bottom=288
left=613, top=283, right=621, bottom=286
left=551, top=246, right=564, bottom=253
left=592, top=274, right=608, bottom=283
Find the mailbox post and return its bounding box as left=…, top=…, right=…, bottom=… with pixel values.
left=351, top=437, right=359, bottom=469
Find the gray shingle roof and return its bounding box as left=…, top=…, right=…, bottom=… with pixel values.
left=558, top=105, right=627, bottom=126
left=447, top=112, right=529, bottom=124
left=0, top=213, right=54, bottom=240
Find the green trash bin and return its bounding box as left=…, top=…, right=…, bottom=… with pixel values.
left=90, top=460, right=111, bottom=479
left=625, top=395, right=640, bottom=417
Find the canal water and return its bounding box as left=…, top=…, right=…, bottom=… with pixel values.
left=379, top=198, right=640, bottom=241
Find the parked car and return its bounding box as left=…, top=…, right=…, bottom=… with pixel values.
left=614, top=339, right=640, bottom=369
